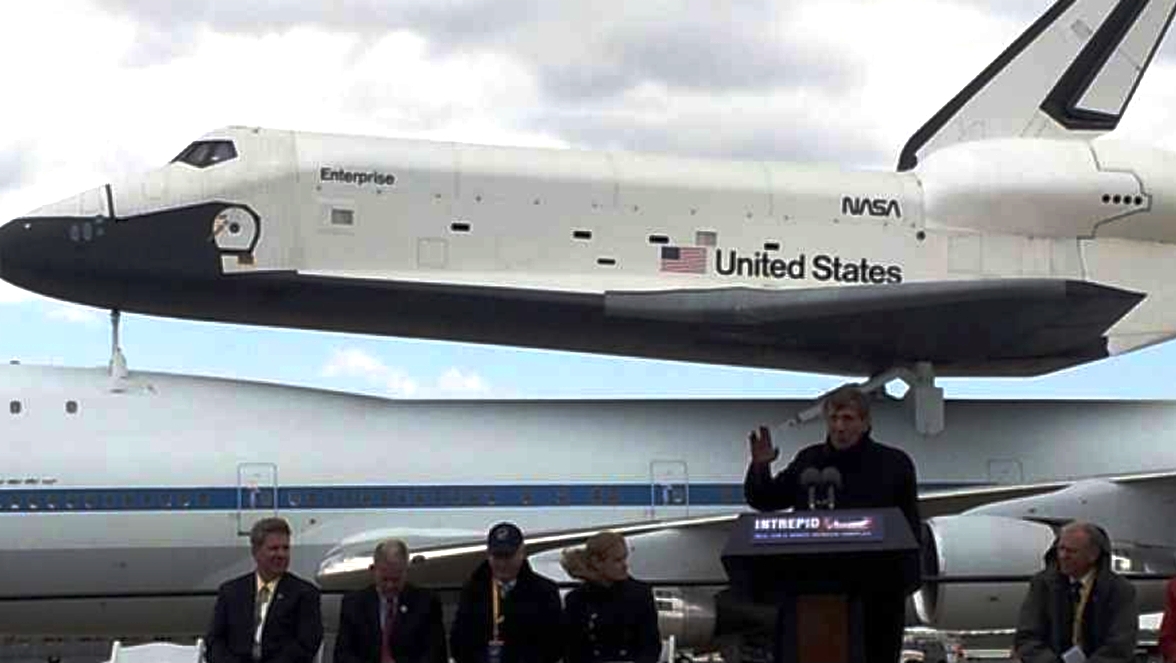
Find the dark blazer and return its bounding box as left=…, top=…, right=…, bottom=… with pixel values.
left=1015, top=537, right=1139, bottom=663
left=564, top=578, right=661, bottom=663
left=334, top=583, right=447, bottom=663
left=205, top=572, right=323, bottom=663
left=449, top=560, right=563, bottom=663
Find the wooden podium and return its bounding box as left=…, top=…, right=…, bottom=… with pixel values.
left=720, top=509, right=920, bottom=663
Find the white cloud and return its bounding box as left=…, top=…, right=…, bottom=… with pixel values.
left=0, top=282, right=37, bottom=304
left=436, top=367, right=490, bottom=395
left=321, top=348, right=491, bottom=398
left=46, top=303, right=103, bottom=325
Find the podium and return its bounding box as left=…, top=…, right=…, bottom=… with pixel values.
left=720, top=508, right=920, bottom=663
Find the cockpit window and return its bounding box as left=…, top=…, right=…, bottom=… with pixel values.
left=171, top=140, right=238, bottom=168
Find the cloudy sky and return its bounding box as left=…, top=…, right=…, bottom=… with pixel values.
left=3, top=0, right=1176, bottom=401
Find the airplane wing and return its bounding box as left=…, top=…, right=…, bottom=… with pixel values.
left=317, top=470, right=1176, bottom=590
left=605, top=278, right=1144, bottom=377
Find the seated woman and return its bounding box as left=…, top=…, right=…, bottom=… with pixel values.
left=560, top=531, right=661, bottom=663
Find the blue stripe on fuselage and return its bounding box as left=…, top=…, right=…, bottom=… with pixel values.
left=0, top=481, right=985, bottom=513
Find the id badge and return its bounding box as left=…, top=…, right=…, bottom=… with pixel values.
left=487, top=640, right=504, bottom=663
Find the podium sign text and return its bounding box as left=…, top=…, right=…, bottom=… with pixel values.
left=750, top=512, right=884, bottom=544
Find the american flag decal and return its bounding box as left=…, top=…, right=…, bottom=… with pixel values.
left=660, top=246, right=707, bottom=274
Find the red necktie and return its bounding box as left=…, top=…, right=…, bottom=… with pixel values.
left=381, top=596, right=398, bottom=663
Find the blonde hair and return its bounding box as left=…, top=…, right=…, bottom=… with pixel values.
left=560, top=531, right=627, bottom=583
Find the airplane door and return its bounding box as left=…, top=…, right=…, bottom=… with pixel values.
left=649, top=460, right=689, bottom=520
left=237, top=462, right=279, bottom=536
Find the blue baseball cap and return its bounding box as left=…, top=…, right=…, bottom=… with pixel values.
left=487, top=522, right=524, bottom=556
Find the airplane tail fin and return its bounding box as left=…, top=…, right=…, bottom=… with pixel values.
left=898, top=0, right=1176, bottom=171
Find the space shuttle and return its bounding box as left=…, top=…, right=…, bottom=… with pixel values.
left=2, top=359, right=1176, bottom=654
left=4, top=0, right=1176, bottom=404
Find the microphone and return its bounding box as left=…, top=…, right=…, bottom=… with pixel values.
left=820, top=467, right=842, bottom=510
left=799, top=467, right=821, bottom=510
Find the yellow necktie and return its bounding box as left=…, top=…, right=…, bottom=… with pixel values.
left=254, top=584, right=272, bottom=660
left=1072, top=579, right=1091, bottom=648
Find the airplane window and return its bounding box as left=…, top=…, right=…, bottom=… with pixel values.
left=66, top=400, right=78, bottom=414
left=171, top=141, right=238, bottom=169
left=198, top=493, right=210, bottom=507
left=9, top=400, right=20, bottom=414
left=208, top=141, right=237, bottom=165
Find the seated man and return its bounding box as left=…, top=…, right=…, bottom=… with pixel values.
left=449, top=522, right=563, bottom=663
left=334, top=538, right=447, bottom=663
left=205, top=517, right=323, bottom=663
left=1014, top=521, right=1138, bottom=663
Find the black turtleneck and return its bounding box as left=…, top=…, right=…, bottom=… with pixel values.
left=743, top=432, right=921, bottom=543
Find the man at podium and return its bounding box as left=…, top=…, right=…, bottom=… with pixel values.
left=743, top=386, right=920, bottom=663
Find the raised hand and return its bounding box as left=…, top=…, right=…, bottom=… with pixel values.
left=748, top=425, right=779, bottom=465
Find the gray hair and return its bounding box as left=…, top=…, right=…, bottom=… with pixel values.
left=373, top=538, right=409, bottom=565
left=249, top=517, right=291, bottom=552
left=1061, top=521, right=1110, bottom=557
left=822, top=386, right=870, bottom=419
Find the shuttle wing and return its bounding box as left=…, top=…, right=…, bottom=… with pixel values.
left=605, top=278, right=1144, bottom=376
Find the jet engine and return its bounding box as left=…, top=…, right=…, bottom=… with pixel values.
left=653, top=586, right=722, bottom=650
left=914, top=515, right=1056, bottom=631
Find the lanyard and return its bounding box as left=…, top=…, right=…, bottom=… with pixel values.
left=491, top=577, right=501, bottom=642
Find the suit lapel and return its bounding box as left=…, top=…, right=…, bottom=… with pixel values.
left=365, top=586, right=381, bottom=637
left=242, top=574, right=257, bottom=631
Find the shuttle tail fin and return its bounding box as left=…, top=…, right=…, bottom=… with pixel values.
left=898, top=0, right=1176, bottom=171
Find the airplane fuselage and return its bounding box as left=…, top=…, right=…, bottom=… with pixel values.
left=4, top=363, right=1176, bottom=637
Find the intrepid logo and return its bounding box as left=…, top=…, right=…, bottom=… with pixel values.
left=715, top=250, right=903, bottom=284
left=754, top=517, right=822, bottom=531
left=841, top=196, right=902, bottom=218
left=823, top=516, right=874, bottom=531
left=320, top=167, right=397, bottom=187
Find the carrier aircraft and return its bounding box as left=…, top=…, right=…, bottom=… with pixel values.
left=2, top=359, right=1176, bottom=656
left=5, top=0, right=1176, bottom=436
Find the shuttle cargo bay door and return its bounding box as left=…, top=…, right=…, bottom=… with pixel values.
left=649, top=459, right=689, bottom=520
left=237, top=462, right=278, bottom=536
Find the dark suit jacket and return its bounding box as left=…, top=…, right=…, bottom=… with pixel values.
left=333, top=584, right=447, bottom=663
left=205, top=572, right=324, bottom=663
